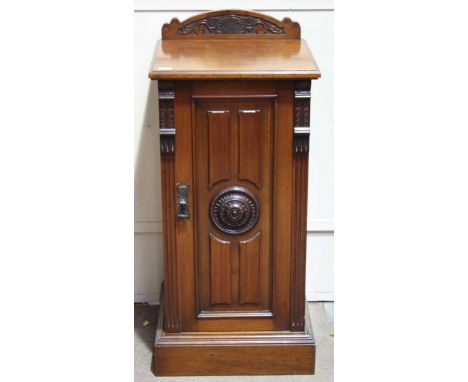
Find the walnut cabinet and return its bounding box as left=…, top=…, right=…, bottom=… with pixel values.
left=148, top=9, right=321, bottom=376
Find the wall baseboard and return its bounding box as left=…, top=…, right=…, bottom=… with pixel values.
left=307, top=291, right=334, bottom=301
left=134, top=293, right=160, bottom=303
left=307, top=219, right=334, bottom=232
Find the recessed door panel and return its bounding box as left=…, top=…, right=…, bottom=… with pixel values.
left=239, top=232, right=261, bottom=304
left=208, top=110, right=231, bottom=188
left=194, top=99, right=273, bottom=322
left=209, top=233, right=232, bottom=305
left=238, top=110, right=261, bottom=188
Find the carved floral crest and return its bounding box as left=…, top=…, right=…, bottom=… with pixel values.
left=162, top=10, right=300, bottom=39
left=177, top=14, right=285, bottom=35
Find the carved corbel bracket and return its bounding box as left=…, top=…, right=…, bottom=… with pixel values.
left=293, top=81, right=311, bottom=154
left=158, top=81, right=175, bottom=154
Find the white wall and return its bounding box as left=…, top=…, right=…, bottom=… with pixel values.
left=134, top=0, right=334, bottom=302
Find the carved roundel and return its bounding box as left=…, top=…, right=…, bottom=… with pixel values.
left=210, top=186, right=260, bottom=235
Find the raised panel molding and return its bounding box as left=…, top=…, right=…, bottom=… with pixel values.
left=209, top=233, right=232, bottom=305
left=239, top=232, right=261, bottom=304
left=207, top=110, right=231, bottom=188
left=238, top=110, right=261, bottom=188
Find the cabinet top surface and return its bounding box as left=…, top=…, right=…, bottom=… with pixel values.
left=149, top=10, right=320, bottom=80
left=149, top=39, right=320, bottom=80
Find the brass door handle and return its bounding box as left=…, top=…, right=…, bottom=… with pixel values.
left=176, top=183, right=190, bottom=219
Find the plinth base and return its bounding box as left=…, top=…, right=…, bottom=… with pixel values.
left=153, top=288, right=315, bottom=376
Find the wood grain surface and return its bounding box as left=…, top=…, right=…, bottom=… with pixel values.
left=149, top=39, right=320, bottom=79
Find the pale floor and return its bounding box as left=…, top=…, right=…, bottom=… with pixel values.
left=134, top=302, right=334, bottom=382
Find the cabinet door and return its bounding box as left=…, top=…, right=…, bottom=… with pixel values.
left=194, top=99, right=273, bottom=317
left=174, top=81, right=295, bottom=332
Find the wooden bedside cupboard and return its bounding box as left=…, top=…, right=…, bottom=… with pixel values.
left=148, top=9, right=321, bottom=376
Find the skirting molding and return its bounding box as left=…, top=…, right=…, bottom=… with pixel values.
left=307, top=219, right=334, bottom=232
left=307, top=291, right=334, bottom=301
left=134, top=293, right=161, bottom=303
